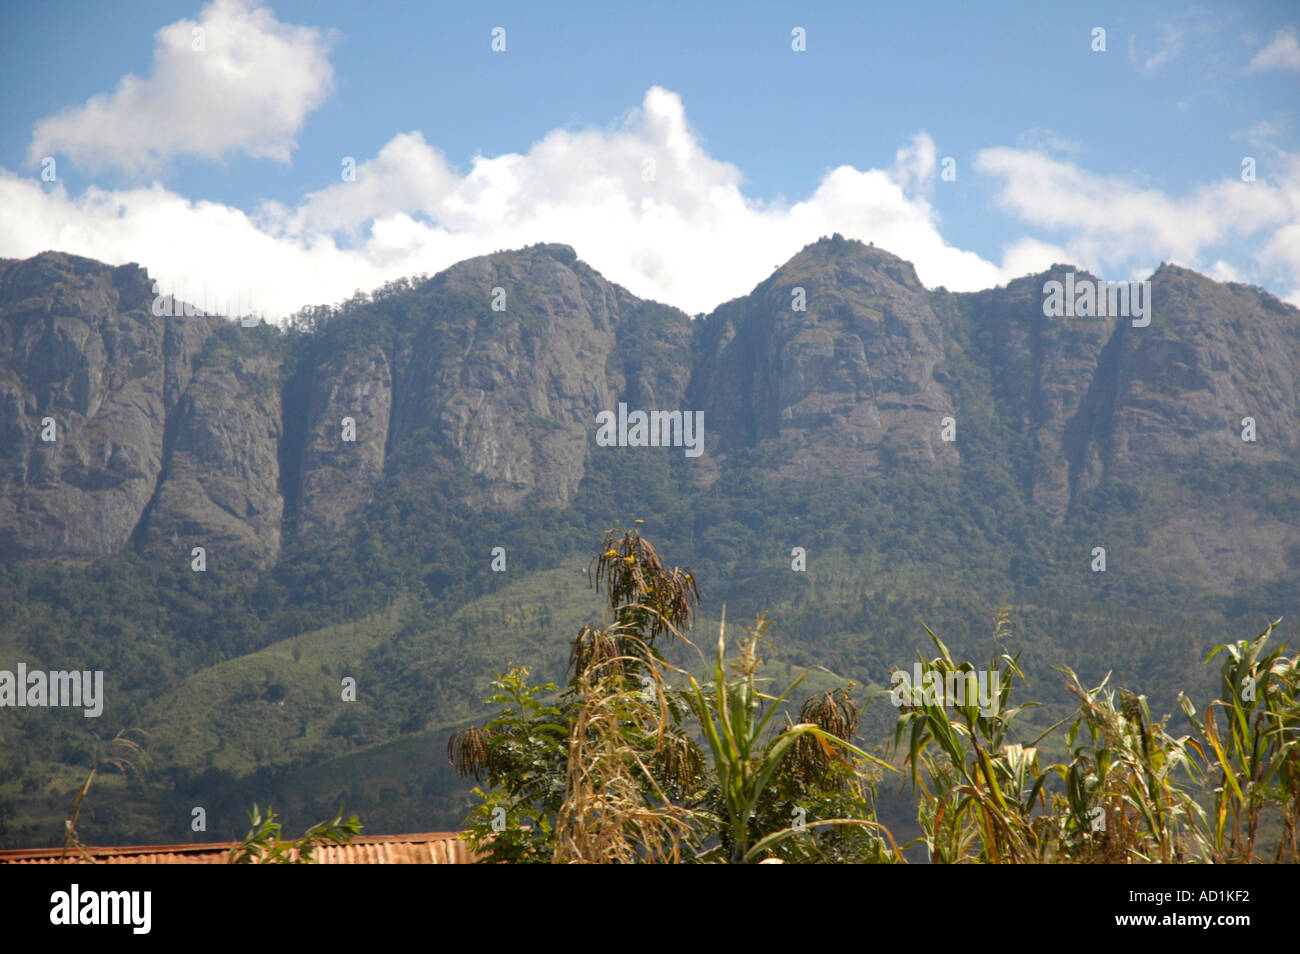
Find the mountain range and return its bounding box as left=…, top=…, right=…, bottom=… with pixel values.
left=1, top=235, right=1297, bottom=846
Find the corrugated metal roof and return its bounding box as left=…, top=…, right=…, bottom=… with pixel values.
left=0, top=832, right=477, bottom=864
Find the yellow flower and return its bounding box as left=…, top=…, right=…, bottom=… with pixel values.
left=635, top=519, right=644, bottom=525
left=604, top=549, right=618, bottom=557
left=624, top=556, right=635, bottom=564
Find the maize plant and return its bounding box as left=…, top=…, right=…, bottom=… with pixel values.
left=552, top=637, right=704, bottom=864
left=890, top=624, right=1046, bottom=863
left=1053, top=668, right=1207, bottom=863
left=1178, top=619, right=1300, bottom=863
left=679, top=611, right=898, bottom=863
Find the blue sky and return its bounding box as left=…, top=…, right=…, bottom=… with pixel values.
left=1, top=0, right=1297, bottom=318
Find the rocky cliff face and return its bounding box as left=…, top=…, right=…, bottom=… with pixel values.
left=691, top=236, right=959, bottom=479
left=294, top=340, right=392, bottom=538
left=960, top=266, right=1120, bottom=517
left=291, top=242, right=696, bottom=532
left=954, top=261, right=1300, bottom=516
left=1, top=239, right=1297, bottom=573
left=1103, top=264, right=1300, bottom=480
left=386, top=243, right=693, bottom=510
left=0, top=252, right=219, bottom=560
left=0, top=244, right=702, bottom=564
left=135, top=329, right=285, bottom=568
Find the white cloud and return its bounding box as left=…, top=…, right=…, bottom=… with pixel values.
left=1239, top=118, right=1283, bottom=145
left=2, top=87, right=1005, bottom=317
left=1014, top=128, right=1082, bottom=158
left=1247, top=26, right=1300, bottom=72
left=973, top=147, right=1299, bottom=291
left=998, top=237, right=1072, bottom=278
left=1207, top=260, right=1242, bottom=283
left=1130, top=23, right=1187, bottom=75
left=4, top=84, right=1298, bottom=319
left=27, top=0, right=335, bottom=174
left=889, top=132, right=938, bottom=193
left=279, top=132, right=458, bottom=238
left=0, top=174, right=386, bottom=319
left=1248, top=119, right=1281, bottom=138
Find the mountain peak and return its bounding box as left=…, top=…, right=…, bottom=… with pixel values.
left=507, top=242, right=578, bottom=266
left=770, top=234, right=924, bottom=295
